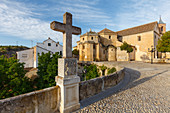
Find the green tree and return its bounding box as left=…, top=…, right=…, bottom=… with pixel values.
left=120, top=42, right=133, bottom=61
left=83, top=64, right=99, bottom=80
left=107, top=67, right=116, bottom=75
left=157, top=31, right=170, bottom=53
left=0, top=56, right=34, bottom=99
left=72, top=49, right=79, bottom=55
left=120, top=42, right=133, bottom=53
left=36, top=52, right=61, bottom=89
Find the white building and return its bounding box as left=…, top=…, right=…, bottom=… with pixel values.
left=17, top=37, right=63, bottom=68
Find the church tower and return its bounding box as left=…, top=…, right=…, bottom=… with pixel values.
left=158, top=16, right=166, bottom=34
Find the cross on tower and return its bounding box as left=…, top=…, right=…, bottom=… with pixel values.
left=50, top=12, right=81, bottom=58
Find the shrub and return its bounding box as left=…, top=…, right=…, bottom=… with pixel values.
left=107, top=67, right=116, bottom=75
left=83, top=64, right=99, bottom=81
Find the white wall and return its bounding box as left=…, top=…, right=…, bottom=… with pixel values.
left=37, top=38, right=63, bottom=54
left=17, top=49, right=34, bottom=68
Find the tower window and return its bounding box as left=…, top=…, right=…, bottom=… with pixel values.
left=48, top=43, right=51, bottom=46
left=161, top=26, right=163, bottom=32
left=83, top=38, right=84, bottom=40
left=109, top=35, right=111, bottom=39
left=91, top=37, right=93, bottom=40
left=56, top=44, right=58, bottom=47
left=83, top=45, right=85, bottom=49
left=138, top=36, right=141, bottom=41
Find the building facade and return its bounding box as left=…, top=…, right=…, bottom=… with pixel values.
left=74, top=19, right=166, bottom=62
left=17, top=37, right=63, bottom=68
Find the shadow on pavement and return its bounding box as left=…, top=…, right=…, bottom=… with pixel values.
left=121, top=69, right=168, bottom=91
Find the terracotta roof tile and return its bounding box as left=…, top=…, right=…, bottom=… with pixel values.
left=116, top=21, right=157, bottom=36
left=98, top=28, right=115, bottom=34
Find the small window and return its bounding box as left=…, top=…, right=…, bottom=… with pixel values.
left=56, top=44, right=58, bottom=47
left=91, top=37, right=93, bottom=40
left=60, top=51, right=62, bottom=55
left=22, top=54, right=27, bottom=58
left=83, top=38, right=84, bottom=40
left=93, top=44, right=95, bottom=49
left=48, top=43, right=51, bottom=46
left=83, top=45, right=85, bottom=49
left=161, top=26, right=163, bottom=32
left=138, top=36, right=141, bottom=41
left=109, top=35, right=111, bottom=39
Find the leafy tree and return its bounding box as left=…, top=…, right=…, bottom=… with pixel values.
left=83, top=64, right=99, bottom=81
left=0, top=56, right=34, bottom=99
left=120, top=42, right=133, bottom=61
left=107, top=67, right=116, bottom=75
left=36, top=52, right=61, bottom=89
left=157, top=31, right=170, bottom=53
left=120, top=42, right=133, bottom=53
left=72, top=49, right=79, bottom=55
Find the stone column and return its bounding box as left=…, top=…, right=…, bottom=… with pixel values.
left=56, top=58, right=80, bottom=113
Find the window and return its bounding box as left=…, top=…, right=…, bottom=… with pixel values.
left=138, top=36, right=141, bottom=41
left=103, top=50, right=105, bottom=54
left=83, top=38, right=84, bottom=40
left=83, top=45, right=85, bottom=49
left=22, top=54, right=27, bottom=58
left=93, top=44, right=95, bottom=49
left=155, top=35, right=156, bottom=39
left=60, top=51, right=62, bottom=55
left=109, top=35, right=111, bottom=39
left=117, top=35, right=122, bottom=42
left=56, top=44, right=58, bottom=47
left=91, top=37, right=93, bottom=40
left=48, top=43, right=51, bottom=46
left=161, top=26, right=163, bottom=32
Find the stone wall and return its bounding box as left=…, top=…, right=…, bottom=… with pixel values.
left=0, top=86, right=60, bottom=113
left=79, top=68, right=125, bottom=101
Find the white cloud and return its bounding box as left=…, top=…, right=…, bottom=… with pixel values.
left=0, top=0, right=62, bottom=43
left=0, top=0, right=170, bottom=47
left=115, top=0, right=170, bottom=31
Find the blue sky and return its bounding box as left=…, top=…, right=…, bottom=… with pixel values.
left=0, top=0, right=170, bottom=47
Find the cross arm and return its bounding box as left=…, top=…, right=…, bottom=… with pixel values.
left=72, top=26, right=81, bottom=35
left=50, top=21, right=66, bottom=32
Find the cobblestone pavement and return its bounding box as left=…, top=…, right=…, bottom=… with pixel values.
left=76, top=62, right=170, bottom=113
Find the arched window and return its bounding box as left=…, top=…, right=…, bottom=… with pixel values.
left=91, top=37, right=93, bottom=40
left=109, top=35, right=111, bottom=39
left=161, top=26, right=163, bottom=32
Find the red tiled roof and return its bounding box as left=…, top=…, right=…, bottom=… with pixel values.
left=116, top=21, right=157, bottom=36
left=98, top=28, right=115, bottom=34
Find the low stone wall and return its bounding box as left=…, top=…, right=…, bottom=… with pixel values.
left=0, top=86, right=60, bottom=113
left=79, top=68, right=125, bottom=101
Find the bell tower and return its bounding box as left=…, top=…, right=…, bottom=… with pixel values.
left=158, top=16, right=166, bottom=34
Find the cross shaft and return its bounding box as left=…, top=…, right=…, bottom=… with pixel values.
left=50, top=12, right=81, bottom=58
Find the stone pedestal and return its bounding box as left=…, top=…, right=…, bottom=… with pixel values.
left=56, top=58, right=80, bottom=113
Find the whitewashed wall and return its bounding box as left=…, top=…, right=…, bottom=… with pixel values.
left=17, top=49, right=34, bottom=67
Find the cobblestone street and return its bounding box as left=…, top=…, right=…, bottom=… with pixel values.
left=77, top=62, right=170, bottom=113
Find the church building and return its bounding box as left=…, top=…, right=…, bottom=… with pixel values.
left=74, top=18, right=166, bottom=62
left=17, top=37, right=63, bottom=68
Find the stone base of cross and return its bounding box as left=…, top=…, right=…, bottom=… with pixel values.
left=50, top=12, right=81, bottom=113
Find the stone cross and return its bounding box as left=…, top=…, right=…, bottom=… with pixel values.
left=50, top=12, right=81, bottom=58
